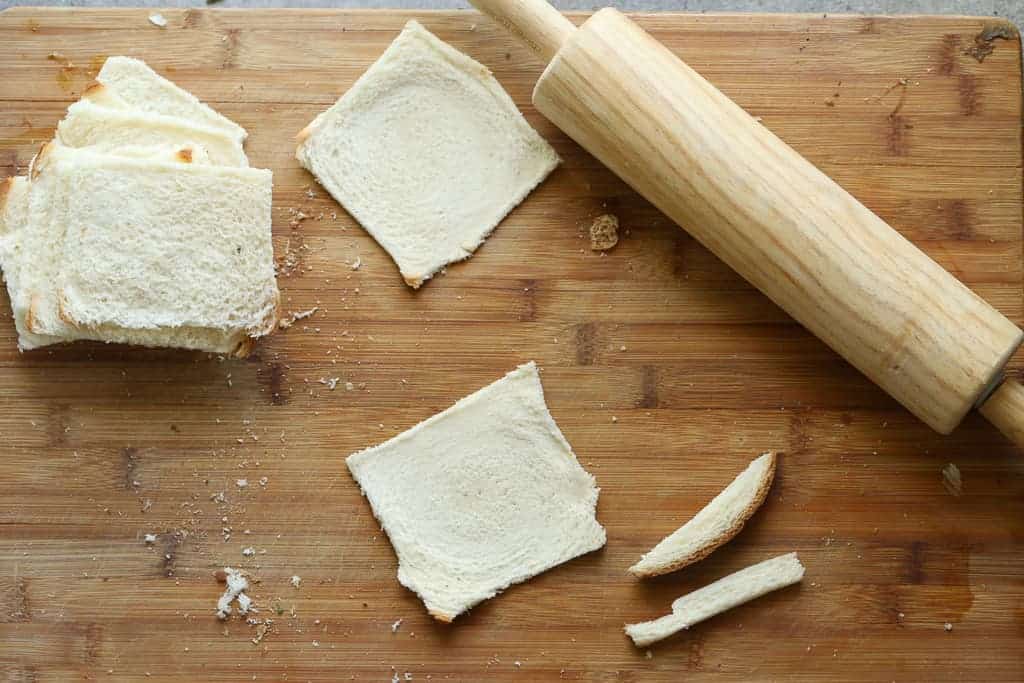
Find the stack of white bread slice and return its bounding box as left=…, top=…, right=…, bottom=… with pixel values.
left=0, top=57, right=278, bottom=356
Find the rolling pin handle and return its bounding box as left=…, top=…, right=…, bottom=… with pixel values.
left=978, top=378, right=1024, bottom=449
left=469, top=0, right=576, bottom=63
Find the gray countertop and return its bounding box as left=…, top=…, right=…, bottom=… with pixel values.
left=0, top=0, right=1020, bottom=31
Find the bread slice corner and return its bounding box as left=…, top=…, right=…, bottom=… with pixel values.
left=629, top=451, right=777, bottom=579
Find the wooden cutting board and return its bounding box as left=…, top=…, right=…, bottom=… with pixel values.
left=0, top=8, right=1022, bottom=681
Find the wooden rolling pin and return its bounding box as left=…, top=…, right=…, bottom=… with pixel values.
left=472, top=0, right=1024, bottom=445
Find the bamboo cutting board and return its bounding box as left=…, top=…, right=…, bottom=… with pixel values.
left=0, top=8, right=1022, bottom=681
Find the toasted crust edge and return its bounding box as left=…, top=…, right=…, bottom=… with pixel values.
left=294, top=120, right=319, bottom=145
left=0, top=176, right=14, bottom=215
left=629, top=451, right=778, bottom=579
left=427, top=608, right=455, bottom=624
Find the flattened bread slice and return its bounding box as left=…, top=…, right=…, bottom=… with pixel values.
left=625, top=553, right=805, bottom=647
left=296, top=20, right=559, bottom=288
left=347, top=362, right=606, bottom=622
left=58, top=91, right=248, bottom=167
left=629, top=452, right=777, bottom=578
left=97, top=56, right=246, bottom=144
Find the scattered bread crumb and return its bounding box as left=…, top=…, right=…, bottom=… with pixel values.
left=942, top=463, right=962, bottom=497
left=242, top=547, right=255, bottom=557
left=944, top=622, right=953, bottom=632
left=291, top=575, right=301, bottom=588
left=236, top=478, right=248, bottom=488
left=143, top=533, right=157, bottom=544
left=589, top=214, right=619, bottom=251
left=279, top=307, right=319, bottom=329
left=391, top=618, right=403, bottom=633
left=148, top=13, right=167, bottom=28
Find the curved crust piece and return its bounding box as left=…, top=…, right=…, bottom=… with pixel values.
left=629, top=452, right=777, bottom=578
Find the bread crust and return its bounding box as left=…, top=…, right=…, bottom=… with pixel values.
left=294, top=120, right=319, bottom=145
left=0, top=176, right=13, bottom=215
left=427, top=608, right=455, bottom=623
left=25, top=295, right=41, bottom=334
left=81, top=81, right=106, bottom=99
left=29, top=140, right=57, bottom=181
left=629, top=451, right=778, bottom=579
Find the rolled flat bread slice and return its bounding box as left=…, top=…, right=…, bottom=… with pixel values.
left=296, top=20, right=559, bottom=288
left=629, top=452, right=777, bottom=578
left=58, top=94, right=248, bottom=167
left=625, top=552, right=805, bottom=648
left=97, top=56, right=246, bottom=144
left=347, top=362, right=606, bottom=622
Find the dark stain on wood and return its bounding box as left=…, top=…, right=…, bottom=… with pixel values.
left=686, top=630, right=706, bottom=669
left=886, top=114, right=912, bottom=157
left=121, top=447, right=140, bottom=490
left=939, top=34, right=961, bottom=75
left=637, top=365, right=658, bottom=408
left=84, top=623, right=103, bottom=664
left=183, top=8, right=201, bottom=29
left=264, top=362, right=287, bottom=405
left=957, top=74, right=978, bottom=116
left=517, top=279, right=537, bottom=322
left=221, top=29, right=241, bottom=69
left=949, top=200, right=973, bottom=240
left=574, top=322, right=597, bottom=366
left=161, top=532, right=183, bottom=577
left=907, top=540, right=926, bottom=584
left=7, top=577, right=30, bottom=622
left=47, top=402, right=70, bottom=448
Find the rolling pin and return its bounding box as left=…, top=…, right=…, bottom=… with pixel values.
left=471, top=0, right=1024, bottom=445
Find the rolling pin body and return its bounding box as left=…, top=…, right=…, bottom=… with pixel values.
left=522, top=8, right=1022, bottom=434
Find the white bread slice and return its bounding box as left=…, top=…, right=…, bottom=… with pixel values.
left=0, top=176, right=61, bottom=349
left=14, top=144, right=272, bottom=354
left=347, top=361, right=606, bottom=622
left=629, top=452, right=777, bottom=578
left=97, top=56, right=246, bottom=144
left=58, top=95, right=248, bottom=167
left=5, top=145, right=249, bottom=353
left=296, top=20, right=559, bottom=288
left=48, top=149, right=278, bottom=337
left=624, top=552, right=805, bottom=647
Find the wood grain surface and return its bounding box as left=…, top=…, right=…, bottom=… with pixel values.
left=0, top=8, right=1022, bottom=682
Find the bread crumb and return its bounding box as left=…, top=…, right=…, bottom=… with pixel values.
left=216, top=567, right=250, bottom=620
left=645, top=650, right=653, bottom=659
left=589, top=214, right=619, bottom=251
left=279, top=307, right=319, bottom=329
left=944, top=622, right=953, bottom=632
left=350, top=256, right=362, bottom=271
left=242, top=547, right=255, bottom=557
left=942, top=463, right=962, bottom=497
left=290, top=575, right=301, bottom=588
left=391, top=618, right=403, bottom=633
left=148, top=13, right=167, bottom=28
left=143, top=533, right=157, bottom=544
